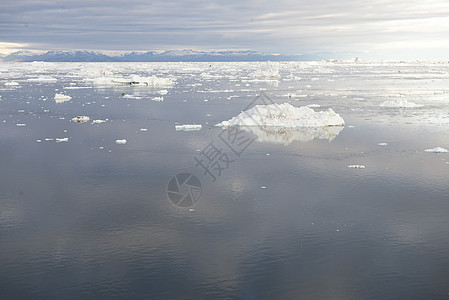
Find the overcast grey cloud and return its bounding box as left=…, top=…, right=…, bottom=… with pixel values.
left=1, top=0, right=449, bottom=59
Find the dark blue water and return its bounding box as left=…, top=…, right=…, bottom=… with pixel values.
left=1, top=62, right=449, bottom=299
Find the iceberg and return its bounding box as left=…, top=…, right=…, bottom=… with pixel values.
left=54, top=93, right=71, bottom=103
left=216, top=103, right=345, bottom=128
left=175, top=124, right=202, bottom=131
left=424, top=147, right=448, bottom=153
left=115, top=139, right=127, bottom=144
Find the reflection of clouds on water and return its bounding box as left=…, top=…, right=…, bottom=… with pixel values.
left=241, top=125, right=344, bottom=145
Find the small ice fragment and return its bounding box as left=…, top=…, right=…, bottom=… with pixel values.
left=92, top=119, right=106, bottom=124
left=261, top=186, right=267, bottom=189
left=157, top=89, right=168, bottom=95
left=424, top=147, right=448, bottom=153
left=378, top=143, right=388, bottom=146
left=175, top=124, right=202, bottom=131
left=189, top=208, right=195, bottom=212
left=72, top=116, right=90, bottom=123
left=348, top=165, right=365, bottom=169
left=56, top=138, right=68, bottom=143
left=18, top=109, right=25, bottom=113
left=16, top=123, right=26, bottom=127
left=45, top=138, right=54, bottom=141
left=5, top=81, right=20, bottom=86
left=115, top=139, right=127, bottom=145
left=99, top=146, right=104, bottom=150
left=151, top=96, right=164, bottom=101
left=139, top=128, right=148, bottom=132
left=54, top=93, right=72, bottom=103
left=36, top=139, right=42, bottom=143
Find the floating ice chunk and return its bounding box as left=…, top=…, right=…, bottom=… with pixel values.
left=216, top=103, right=345, bottom=128
left=378, top=142, right=388, bottom=146
left=27, top=76, right=57, bottom=82
left=175, top=124, right=202, bottom=131
left=348, top=165, right=365, bottom=169
left=139, top=128, right=148, bottom=132
left=56, top=138, right=68, bottom=143
left=92, top=119, right=106, bottom=124
left=424, top=147, right=448, bottom=153
left=5, top=81, right=20, bottom=86
left=157, top=89, right=168, bottom=95
left=71, top=116, right=90, bottom=123
left=151, top=96, right=164, bottom=101
left=379, top=99, right=423, bottom=108
left=122, top=94, right=142, bottom=99
left=54, top=93, right=71, bottom=103
left=115, top=139, right=127, bottom=144
left=36, top=139, right=42, bottom=143
left=307, top=104, right=321, bottom=108
left=16, top=123, right=26, bottom=127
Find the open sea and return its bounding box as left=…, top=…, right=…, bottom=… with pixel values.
left=1, top=61, right=449, bottom=299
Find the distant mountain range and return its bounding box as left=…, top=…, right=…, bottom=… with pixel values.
left=1, top=49, right=327, bottom=62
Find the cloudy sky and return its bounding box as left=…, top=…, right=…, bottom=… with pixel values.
left=1, top=0, right=449, bottom=59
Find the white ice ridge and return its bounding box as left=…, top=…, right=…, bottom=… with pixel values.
left=424, top=147, right=448, bottom=153
left=54, top=93, right=72, bottom=103
left=216, top=103, right=345, bottom=128
left=92, top=75, right=175, bottom=87
left=175, top=124, right=202, bottom=131
left=379, top=99, right=423, bottom=108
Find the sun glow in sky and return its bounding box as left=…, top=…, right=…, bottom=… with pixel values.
left=1, top=0, right=449, bottom=59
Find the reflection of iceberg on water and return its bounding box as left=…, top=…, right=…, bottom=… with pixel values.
left=239, top=125, right=344, bottom=145
left=216, top=102, right=344, bottom=144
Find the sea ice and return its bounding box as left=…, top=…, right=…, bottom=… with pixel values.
left=216, top=103, right=345, bottom=128
left=72, top=116, right=90, bottom=123
left=379, top=99, right=423, bottom=108
left=5, top=81, right=20, bottom=86
left=424, top=147, right=448, bottom=153
left=151, top=96, right=164, bottom=101
left=175, top=124, right=202, bottom=131
left=115, top=139, right=127, bottom=144
left=92, top=119, right=106, bottom=124
left=348, top=165, right=366, bottom=169
left=54, top=93, right=72, bottom=103
left=56, top=138, right=69, bottom=143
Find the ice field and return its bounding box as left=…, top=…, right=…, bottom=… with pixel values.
left=1, top=60, right=449, bottom=299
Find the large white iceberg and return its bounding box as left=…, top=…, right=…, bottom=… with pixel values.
left=216, top=103, right=345, bottom=128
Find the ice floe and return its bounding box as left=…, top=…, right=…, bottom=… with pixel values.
left=216, top=103, right=345, bottom=128
left=115, top=139, right=127, bottom=144
left=348, top=165, right=366, bottom=169
left=92, top=119, right=106, bottom=124
left=56, top=138, right=69, bottom=143
left=424, top=147, right=448, bottom=153
left=379, top=99, right=423, bottom=108
left=71, top=116, right=90, bottom=123
left=175, top=124, right=202, bottom=131
left=54, top=93, right=72, bottom=103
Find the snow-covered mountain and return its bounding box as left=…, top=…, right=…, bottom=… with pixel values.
left=3, top=49, right=306, bottom=62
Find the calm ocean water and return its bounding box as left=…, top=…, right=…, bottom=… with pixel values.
left=1, top=61, right=449, bottom=299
